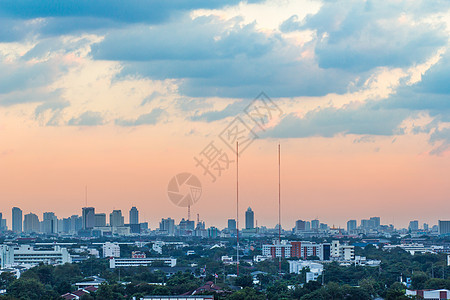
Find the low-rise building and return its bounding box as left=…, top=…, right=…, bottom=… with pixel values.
left=109, top=257, right=177, bottom=268
left=0, top=245, right=71, bottom=268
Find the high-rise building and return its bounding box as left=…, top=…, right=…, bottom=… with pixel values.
left=423, top=223, right=429, bottom=231
left=409, top=220, right=419, bottom=232
left=347, top=220, right=357, bottom=232
left=12, top=207, right=22, bottom=233
left=305, top=221, right=311, bottom=231
left=0, top=213, right=5, bottom=232
left=438, top=220, right=450, bottom=235
left=82, top=207, right=95, bottom=229
left=311, top=219, right=319, bottom=230
left=295, top=220, right=306, bottom=232
left=42, top=212, right=58, bottom=234
left=245, top=207, right=254, bottom=229
left=95, top=213, right=106, bottom=227
left=69, top=215, right=82, bottom=234
left=23, top=213, right=40, bottom=233
left=227, top=219, right=237, bottom=233
left=110, top=210, right=124, bottom=227
left=129, top=207, right=139, bottom=225
left=159, top=218, right=175, bottom=235
left=370, top=217, right=380, bottom=228
left=360, top=219, right=370, bottom=229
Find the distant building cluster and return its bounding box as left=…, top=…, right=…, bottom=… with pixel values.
left=0, top=206, right=448, bottom=239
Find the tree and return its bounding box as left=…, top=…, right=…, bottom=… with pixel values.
left=227, top=287, right=265, bottom=300
left=234, top=275, right=253, bottom=288
left=385, top=282, right=408, bottom=300
left=8, top=278, right=48, bottom=300
left=0, top=272, right=16, bottom=289
left=411, top=271, right=428, bottom=289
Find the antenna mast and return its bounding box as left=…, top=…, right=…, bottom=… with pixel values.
left=278, top=143, right=281, bottom=275
left=236, top=141, right=239, bottom=276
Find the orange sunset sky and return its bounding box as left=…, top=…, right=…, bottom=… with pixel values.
left=0, top=0, right=449, bottom=229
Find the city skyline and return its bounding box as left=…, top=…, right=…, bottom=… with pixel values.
left=0, top=1, right=449, bottom=231
left=0, top=204, right=445, bottom=232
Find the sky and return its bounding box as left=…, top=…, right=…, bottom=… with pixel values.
left=0, top=0, right=449, bottom=230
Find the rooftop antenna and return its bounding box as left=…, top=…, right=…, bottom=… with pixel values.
left=236, top=141, right=240, bottom=276
left=278, top=143, right=281, bottom=276
left=197, top=213, right=199, bottom=224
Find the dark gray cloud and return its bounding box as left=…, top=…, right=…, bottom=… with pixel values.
left=68, top=111, right=104, bottom=126
left=115, top=107, right=164, bottom=126
left=92, top=16, right=358, bottom=98
left=0, top=0, right=254, bottom=40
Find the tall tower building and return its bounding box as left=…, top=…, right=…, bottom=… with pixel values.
left=228, top=219, right=237, bottom=233
left=42, top=212, right=58, bottom=234
left=82, top=207, right=95, bottom=229
left=12, top=207, right=22, bottom=233
left=24, top=213, right=40, bottom=233
left=129, top=207, right=139, bottom=225
left=347, top=220, right=357, bottom=232
left=159, top=218, right=175, bottom=235
left=245, top=207, right=254, bottom=229
left=110, top=210, right=124, bottom=227
left=95, top=213, right=106, bottom=227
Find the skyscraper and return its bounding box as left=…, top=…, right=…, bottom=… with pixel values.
left=95, top=213, right=106, bottom=227
left=24, top=213, right=40, bottom=233
left=42, top=212, right=58, bottom=234
left=438, top=220, right=450, bottom=235
left=245, top=207, right=254, bottom=229
left=370, top=217, right=381, bottom=228
left=69, top=215, right=82, bottom=234
left=227, top=219, right=237, bottom=233
left=311, top=219, right=319, bottom=230
left=82, top=207, right=95, bottom=229
left=159, top=218, right=175, bottom=236
left=0, top=213, right=4, bottom=231
left=110, top=210, right=124, bottom=227
left=129, top=207, right=139, bottom=225
left=295, top=220, right=306, bottom=231
left=12, top=207, right=22, bottom=233
left=409, top=220, right=419, bottom=232
left=347, top=220, right=357, bottom=232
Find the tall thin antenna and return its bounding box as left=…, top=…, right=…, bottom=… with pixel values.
left=236, top=141, right=239, bottom=276
left=278, top=143, right=281, bottom=275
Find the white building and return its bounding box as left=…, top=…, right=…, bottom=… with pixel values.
left=288, top=260, right=323, bottom=283
left=102, top=242, right=120, bottom=258
left=262, top=240, right=292, bottom=258
left=340, top=245, right=355, bottom=261
left=406, top=289, right=450, bottom=299
left=109, top=257, right=176, bottom=268
left=330, top=240, right=355, bottom=261
left=0, top=245, right=71, bottom=268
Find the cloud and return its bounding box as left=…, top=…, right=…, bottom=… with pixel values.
left=115, top=107, right=164, bottom=126
left=190, top=100, right=246, bottom=122
left=0, top=0, right=252, bottom=40
left=299, top=0, right=448, bottom=72
left=429, top=127, right=450, bottom=155
left=91, top=16, right=357, bottom=98
left=67, top=111, right=104, bottom=126
left=264, top=102, right=409, bottom=138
